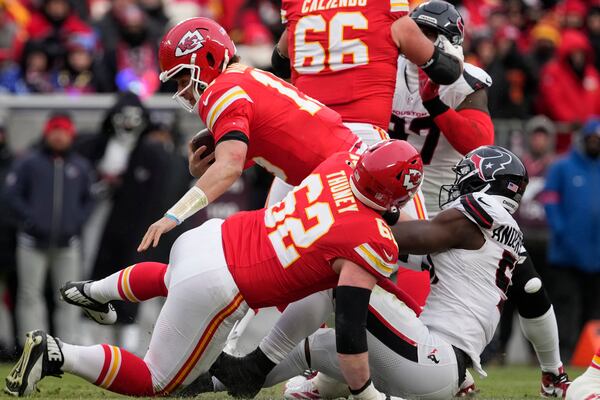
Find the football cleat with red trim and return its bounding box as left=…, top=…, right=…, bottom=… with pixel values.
left=284, top=375, right=321, bottom=400
left=4, top=330, right=63, bottom=397
left=541, top=366, right=570, bottom=398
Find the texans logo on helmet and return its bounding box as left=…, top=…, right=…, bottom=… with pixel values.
left=470, top=149, right=512, bottom=182
left=403, top=168, right=422, bottom=191
left=176, top=30, right=205, bottom=57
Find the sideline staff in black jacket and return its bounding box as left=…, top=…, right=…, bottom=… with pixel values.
left=5, top=113, right=94, bottom=344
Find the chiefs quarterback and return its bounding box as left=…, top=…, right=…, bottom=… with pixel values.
left=137, top=17, right=368, bottom=252
left=5, top=140, right=424, bottom=399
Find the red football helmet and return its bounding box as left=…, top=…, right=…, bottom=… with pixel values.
left=158, top=17, right=236, bottom=112
left=350, top=140, right=424, bottom=211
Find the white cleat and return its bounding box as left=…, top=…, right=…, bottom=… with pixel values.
left=284, top=375, right=322, bottom=399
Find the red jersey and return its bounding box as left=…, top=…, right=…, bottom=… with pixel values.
left=198, top=64, right=360, bottom=186
left=282, top=0, right=409, bottom=129
left=222, top=152, right=399, bottom=308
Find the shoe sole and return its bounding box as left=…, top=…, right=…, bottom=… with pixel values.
left=4, top=331, right=44, bottom=397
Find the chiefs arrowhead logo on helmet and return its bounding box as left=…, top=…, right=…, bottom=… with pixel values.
left=403, top=168, right=423, bottom=191
left=175, top=29, right=205, bottom=57
left=470, top=149, right=513, bottom=182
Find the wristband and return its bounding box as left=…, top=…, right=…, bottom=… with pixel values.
left=166, top=186, right=209, bottom=225
left=422, top=96, right=450, bottom=118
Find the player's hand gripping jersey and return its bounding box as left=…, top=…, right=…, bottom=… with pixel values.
left=198, top=64, right=361, bottom=185
left=281, top=0, right=409, bottom=128
left=221, top=152, right=399, bottom=308
left=390, top=59, right=492, bottom=214
left=419, top=192, right=522, bottom=375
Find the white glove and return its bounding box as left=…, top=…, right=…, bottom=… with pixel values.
left=348, top=381, right=407, bottom=400
left=435, top=34, right=465, bottom=62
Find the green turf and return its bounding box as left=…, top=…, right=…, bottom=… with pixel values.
left=0, top=364, right=585, bottom=399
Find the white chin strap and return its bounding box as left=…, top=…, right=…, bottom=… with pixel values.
left=349, top=178, right=387, bottom=211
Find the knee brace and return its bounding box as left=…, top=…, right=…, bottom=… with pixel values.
left=509, top=253, right=551, bottom=319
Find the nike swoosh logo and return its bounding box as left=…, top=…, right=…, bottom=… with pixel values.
left=202, top=92, right=212, bottom=107
left=477, top=197, right=490, bottom=207
left=382, top=249, right=394, bottom=262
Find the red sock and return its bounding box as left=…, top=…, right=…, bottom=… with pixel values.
left=117, top=262, right=168, bottom=302
left=95, top=344, right=155, bottom=396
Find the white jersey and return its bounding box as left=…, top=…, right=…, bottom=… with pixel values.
left=390, top=59, right=492, bottom=216
left=419, top=193, right=522, bottom=375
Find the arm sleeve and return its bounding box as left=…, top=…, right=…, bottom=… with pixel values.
left=423, top=98, right=494, bottom=155
left=541, top=162, right=565, bottom=235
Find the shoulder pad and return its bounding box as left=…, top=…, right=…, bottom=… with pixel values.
left=462, top=63, right=492, bottom=91
left=459, top=193, right=494, bottom=229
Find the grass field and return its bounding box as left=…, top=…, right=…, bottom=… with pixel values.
left=0, top=364, right=586, bottom=399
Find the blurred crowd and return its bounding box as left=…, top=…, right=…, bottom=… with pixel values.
left=0, top=0, right=599, bottom=366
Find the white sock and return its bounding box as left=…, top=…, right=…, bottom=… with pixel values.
left=519, top=306, right=562, bottom=374
left=89, top=271, right=124, bottom=304
left=61, top=343, right=106, bottom=383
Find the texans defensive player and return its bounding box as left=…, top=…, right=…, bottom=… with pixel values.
left=4, top=140, right=423, bottom=399
left=389, top=2, right=569, bottom=395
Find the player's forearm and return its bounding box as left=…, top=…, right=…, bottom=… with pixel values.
left=196, top=159, right=243, bottom=203
left=392, top=220, right=444, bottom=255
left=337, top=353, right=370, bottom=390
left=424, top=98, right=494, bottom=155
left=390, top=17, right=433, bottom=65
left=163, top=160, right=241, bottom=224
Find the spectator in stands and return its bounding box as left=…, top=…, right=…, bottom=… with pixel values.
left=0, top=39, right=55, bottom=94
left=543, top=117, right=600, bottom=361
left=559, top=0, right=587, bottom=30
left=537, top=30, right=600, bottom=134
left=139, top=0, right=168, bottom=31
left=98, top=4, right=160, bottom=96
left=587, top=5, right=600, bottom=71
left=527, top=23, right=561, bottom=78
left=12, top=0, right=94, bottom=64
left=481, top=25, right=536, bottom=119
left=95, top=0, right=139, bottom=52
left=55, top=32, right=101, bottom=94
left=4, top=113, right=94, bottom=345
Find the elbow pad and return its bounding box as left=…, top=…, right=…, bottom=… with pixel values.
left=421, top=46, right=462, bottom=85
left=335, top=286, right=371, bottom=354
left=271, top=46, right=291, bottom=79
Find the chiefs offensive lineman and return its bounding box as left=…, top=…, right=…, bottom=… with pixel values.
left=4, top=140, right=424, bottom=399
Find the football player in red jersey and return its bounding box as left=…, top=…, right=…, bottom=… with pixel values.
left=272, top=0, right=464, bottom=146
left=137, top=17, right=365, bottom=252
left=5, top=141, right=423, bottom=399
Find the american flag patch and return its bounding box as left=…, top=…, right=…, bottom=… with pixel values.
left=507, top=182, right=519, bottom=193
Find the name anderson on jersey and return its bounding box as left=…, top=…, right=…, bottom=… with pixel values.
left=301, top=0, right=367, bottom=14
left=491, top=225, right=523, bottom=254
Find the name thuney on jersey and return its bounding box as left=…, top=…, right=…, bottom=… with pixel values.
left=491, top=225, right=523, bottom=255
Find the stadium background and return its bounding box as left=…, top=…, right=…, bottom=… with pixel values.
left=0, top=0, right=599, bottom=397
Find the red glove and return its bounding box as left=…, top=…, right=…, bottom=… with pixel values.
left=418, top=69, right=440, bottom=102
